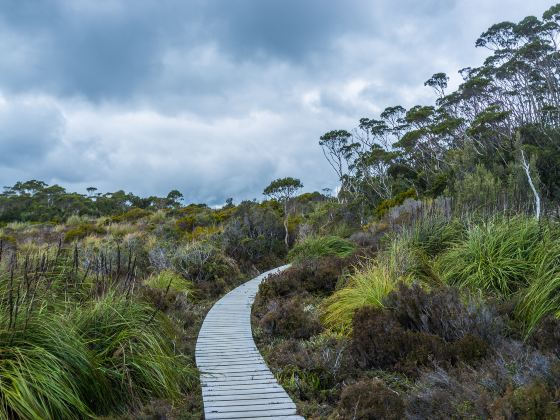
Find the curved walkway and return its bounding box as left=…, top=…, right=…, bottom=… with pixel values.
left=196, top=265, right=304, bottom=420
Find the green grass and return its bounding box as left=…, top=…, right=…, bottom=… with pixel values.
left=321, top=261, right=409, bottom=333
left=434, top=216, right=560, bottom=334
left=289, top=235, right=355, bottom=262
left=321, top=215, right=560, bottom=337
left=437, top=217, right=542, bottom=296
left=145, top=269, right=194, bottom=295
left=0, top=247, right=196, bottom=419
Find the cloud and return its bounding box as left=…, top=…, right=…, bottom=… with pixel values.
left=0, top=97, right=65, bottom=166
left=0, top=0, right=554, bottom=203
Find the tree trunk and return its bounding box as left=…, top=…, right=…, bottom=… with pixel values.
left=521, top=150, right=541, bottom=220
left=283, top=201, right=289, bottom=249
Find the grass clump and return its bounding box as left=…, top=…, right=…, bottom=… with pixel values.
left=0, top=293, right=195, bottom=419
left=145, top=269, right=193, bottom=295
left=289, top=235, right=355, bottom=263
left=437, top=217, right=542, bottom=296
left=71, top=293, right=195, bottom=410
left=64, top=223, right=106, bottom=243
left=321, top=262, right=408, bottom=332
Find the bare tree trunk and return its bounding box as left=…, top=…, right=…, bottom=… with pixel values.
left=283, top=201, right=289, bottom=249
left=521, top=150, right=541, bottom=220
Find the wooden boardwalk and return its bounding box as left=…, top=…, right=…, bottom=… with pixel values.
left=196, top=265, right=304, bottom=420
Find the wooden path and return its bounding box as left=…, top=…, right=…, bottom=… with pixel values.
left=196, top=265, right=304, bottom=420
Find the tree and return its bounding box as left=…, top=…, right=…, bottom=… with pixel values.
left=263, top=177, right=303, bottom=248
left=166, top=189, right=184, bottom=208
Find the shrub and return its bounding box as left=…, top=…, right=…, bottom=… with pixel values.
left=288, top=235, right=355, bottom=262
left=258, top=256, right=349, bottom=301
left=64, top=223, right=106, bottom=243
left=258, top=297, right=322, bottom=340
left=336, top=379, right=405, bottom=420
left=406, top=367, right=490, bottom=419
left=268, top=336, right=353, bottom=406
left=111, top=208, right=152, bottom=223
left=406, top=341, right=560, bottom=419
left=350, top=307, right=488, bottom=377
left=321, top=262, right=406, bottom=332
left=385, top=283, right=503, bottom=343
left=172, top=242, right=240, bottom=297
left=529, top=316, right=560, bottom=358
left=374, top=188, right=417, bottom=218
left=489, top=382, right=560, bottom=419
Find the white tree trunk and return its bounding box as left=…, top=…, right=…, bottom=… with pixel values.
left=521, top=150, right=541, bottom=220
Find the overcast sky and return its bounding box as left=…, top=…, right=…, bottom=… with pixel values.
left=0, top=0, right=553, bottom=204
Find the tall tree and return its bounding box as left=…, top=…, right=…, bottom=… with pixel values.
left=263, top=177, right=303, bottom=248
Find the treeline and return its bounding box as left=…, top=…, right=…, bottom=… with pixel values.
left=0, top=180, right=185, bottom=223
left=319, top=4, right=560, bottom=220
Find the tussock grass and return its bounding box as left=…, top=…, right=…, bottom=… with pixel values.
left=435, top=216, right=560, bottom=334
left=145, top=269, right=193, bottom=294
left=437, top=217, right=541, bottom=296
left=289, top=235, right=355, bottom=262
left=0, top=245, right=196, bottom=419
left=321, top=262, right=410, bottom=333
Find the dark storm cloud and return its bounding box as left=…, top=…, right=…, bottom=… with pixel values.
left=0, top=0, right=554, bottom=203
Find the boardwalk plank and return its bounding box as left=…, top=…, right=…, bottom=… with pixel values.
left=195, top=265, right=303, bottom=419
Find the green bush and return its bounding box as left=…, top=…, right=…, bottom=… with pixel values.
left=111, top=208, right=152, bottom=223
left=374, top=188, right=417, bottom=218
left=64, top=223, right=106, bottom=243
left=289, top=235, right=355, bottom=262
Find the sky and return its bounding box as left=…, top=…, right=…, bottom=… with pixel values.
left=0, top=0, right=554, bottom=205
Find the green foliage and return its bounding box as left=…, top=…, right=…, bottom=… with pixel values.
left=437, top=217, right=541, bottom=295
left=263, top=177, right=303, bottom=201
left=111, top=207, right=152, bottom=223
left=64, top=223, right=106, bottom=243
left=374, top=189, right=417, bottom=218
left=321, top=262, right=409, bottom=332
left=0, top=292, right=195, bottom=419
left=71, top=293, right=195, bottom=410
left=144, top=269, right=193, bottom=295
left=288, top=236, right=355, bottom=262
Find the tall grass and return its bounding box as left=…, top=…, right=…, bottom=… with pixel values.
left=321, top=262, right=410, bottom=333
left=436, top=216, right=560, bottom=334
left=516, top=237, right=560, bottom=334
left=437, top=217, right=542, bottom=295
left=289, top=235, right=355, bottom=263
left=0, top=245, right=196, bottom=419
left=322, top=214, right=560, bottom=337
left=145, top=269, right=193, bottom=294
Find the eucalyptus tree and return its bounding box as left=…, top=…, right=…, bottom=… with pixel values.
left=263, top=177, right=303, bottom=248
